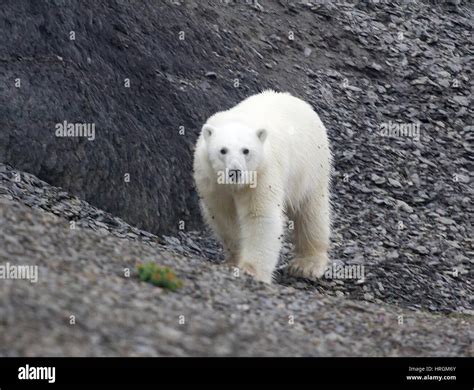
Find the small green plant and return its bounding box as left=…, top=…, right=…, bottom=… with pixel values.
left=137, top=262, right=183, bottom=291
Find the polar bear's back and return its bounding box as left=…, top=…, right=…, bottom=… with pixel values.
left=210, top=90, right=328, bottom=150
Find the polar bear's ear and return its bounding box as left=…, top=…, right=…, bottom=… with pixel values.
left=202, top=124, right=215, bottom=142
left=256, top=128, right=267, bottom=143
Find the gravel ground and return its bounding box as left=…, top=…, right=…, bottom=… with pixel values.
left=1, top=1, right=472, bottom=315
left=0, top=0, right=472, bottom=357
left=0, top=164, right=472, bottom=356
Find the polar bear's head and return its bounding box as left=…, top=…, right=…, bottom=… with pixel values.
left=202, top=122, right=267, bottom=188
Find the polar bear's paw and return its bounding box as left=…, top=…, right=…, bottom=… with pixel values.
left=239, top=262, right=273, bottom=284
left=287, top=254, right=328, bottom=281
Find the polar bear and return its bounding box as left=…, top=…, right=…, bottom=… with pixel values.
left=193, top=90, right=332, bottom=283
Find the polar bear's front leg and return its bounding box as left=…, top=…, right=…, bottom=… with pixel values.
left=199, top=195, right=240, bottom=265
left=234, top=190, right=284, bottom=283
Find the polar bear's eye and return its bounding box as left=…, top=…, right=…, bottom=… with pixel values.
left=242, top=148, right=250, bottom=155
left=220, top=148, right=228, bottom=155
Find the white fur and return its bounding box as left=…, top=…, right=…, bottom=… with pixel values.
left=193, top=90, right=332, bottom=283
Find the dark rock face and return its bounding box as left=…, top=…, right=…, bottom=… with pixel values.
left=0, top=0, right=263, bottom=234
left=1, top=0, right=472, bottom=242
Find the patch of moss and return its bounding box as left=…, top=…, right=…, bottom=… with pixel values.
left=137, top=262, right=183, bottom=291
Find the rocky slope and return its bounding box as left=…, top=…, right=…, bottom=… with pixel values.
left=0, top=0, right=472, bottom=356
left=0, top=164, right=472, bottom=356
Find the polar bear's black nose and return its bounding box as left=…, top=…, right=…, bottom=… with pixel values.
left=229, top=169, right=241, bottom=177
left=228, top=169, right=241, bottom=182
